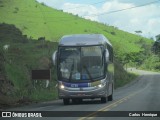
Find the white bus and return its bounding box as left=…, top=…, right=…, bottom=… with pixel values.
left=52, top=34, right=114, bottom=105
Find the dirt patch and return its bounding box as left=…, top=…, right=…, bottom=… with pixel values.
left=0, top=94, right=34, bottom=110
left=0, top=93, right=16, bottom=109
left=0, top=75, right=33, bottom=109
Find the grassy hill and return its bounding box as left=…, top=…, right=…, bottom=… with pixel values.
left=0, top=0, right=153, bottom=55
left=0, top=0, right=155, bottom=107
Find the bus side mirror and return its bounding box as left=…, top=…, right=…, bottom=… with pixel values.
left=52, top=51, right=57, bottom=66
left=105, top=49, right=109, bottom=63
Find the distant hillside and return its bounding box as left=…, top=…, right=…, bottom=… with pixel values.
left=0, top=0, right=153, bottom=62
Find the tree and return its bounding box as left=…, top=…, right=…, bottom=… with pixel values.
left=155, top=34, right=160, bottom=41
left=153, top=41, right=160, bottom=55
left=135, top=30, right=142, bottom=34
left=135, top=30, right=142, bottom=36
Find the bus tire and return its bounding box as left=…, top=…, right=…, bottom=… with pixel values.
left=108, top=85, right=113, bottom=101
left=101, top=97, right=107, bottom=103
left=108, top=94, right=113, bottom=101
left=72, top=98, right=82, bottom=104
left=63, top=98, right=70, bottom=105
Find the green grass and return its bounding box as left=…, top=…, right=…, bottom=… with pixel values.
left=115, top=72, right=138, bottom=88
left=140, top=55, right=160, bottom=72
left=0, top=0, right=153, bottom=58
left=29, top=86, right=58, bottom=102
left=114, top=60, right=138, bottom=88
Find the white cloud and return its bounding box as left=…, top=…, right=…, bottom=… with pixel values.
left=98, top=0, right=160, bottom=39
left=62, top=3, right=99, bottom=21
left=147, top=18, right=160, bottom=37
left=101, top=0, right=134, bottom=12
left=36, top=0, right=64, bottom=9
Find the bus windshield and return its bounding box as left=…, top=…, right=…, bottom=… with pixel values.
left=58, top=46, right=104, bottom=82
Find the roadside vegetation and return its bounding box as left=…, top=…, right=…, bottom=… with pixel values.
left=140, top=55, right=160, bottom=72
left=0, top=23, right=58, bottom=107
left=139, top=40, right=160, bottom=71
left=0, top=0, right=158, bottom=108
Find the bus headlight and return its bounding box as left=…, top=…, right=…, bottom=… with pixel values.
left=97, top=82, right=106, bottom=88
left=60, top=84, right=65, bottom=89
left=98, top=84, right=102, bottom=88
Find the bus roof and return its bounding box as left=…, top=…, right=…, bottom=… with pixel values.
left=59, top=34, right=112, bottom=46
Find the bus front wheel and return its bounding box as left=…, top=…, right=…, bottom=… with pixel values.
left=108, top=94, right=113, bottom=101
left=101, top=97, right=107, bottom=103
left=108, top=86, right=113, bottom=101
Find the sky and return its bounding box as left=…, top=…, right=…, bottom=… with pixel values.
left=37, top=0, right=160, bottom=40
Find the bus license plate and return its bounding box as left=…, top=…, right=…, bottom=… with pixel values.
left=78, top=93, right=84, bottom=96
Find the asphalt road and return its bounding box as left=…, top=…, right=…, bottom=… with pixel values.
left=2, top=69, right=160, bottom=120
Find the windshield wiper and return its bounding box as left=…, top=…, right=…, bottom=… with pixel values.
left=83, top=65, right=93, bottom=81
left=69, top=63, right=74, bottom=82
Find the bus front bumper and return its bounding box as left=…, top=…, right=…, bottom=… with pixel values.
left=58, top=86, right=107, bottom=99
